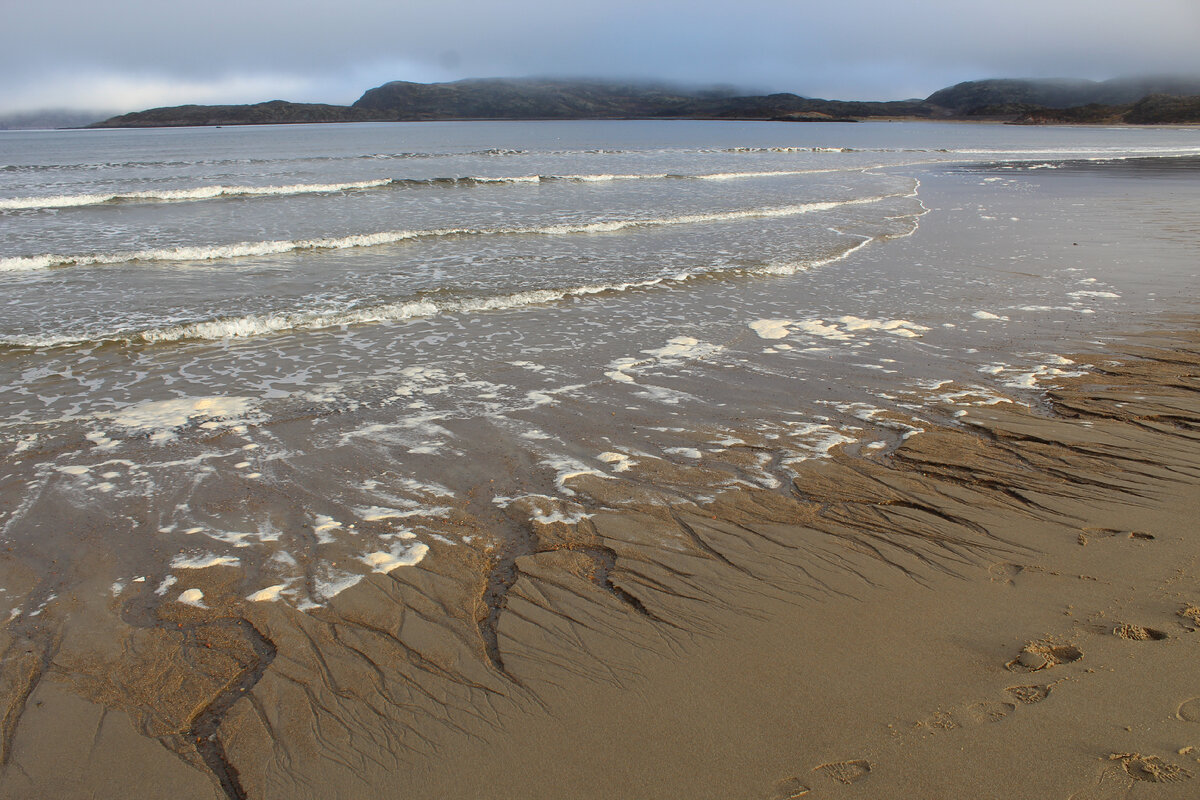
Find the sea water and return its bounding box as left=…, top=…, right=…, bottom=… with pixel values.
left=1, top=120, right=1197, bottom=611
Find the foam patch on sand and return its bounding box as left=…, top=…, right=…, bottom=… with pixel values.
left=542, top=457, right=612, bottom=493
left=597, top=451, right=635, bottom=472
left=837, top=316, right=930, bottom=337
left=832, top=402, right=925, bottom=439
left=781, top=422, right=859, bottom=461
left=494, top=493, right=593, bottom=526
left=335, top=415, right=453, bottom=453
left=247, top=584, right=289, bottom=602
left=979, top=356, right=1087, bottom=389
left=360, top=542, right=430, bottom=573
left=307, top=568, right=364, bottom=606
left=177, top=589, right=206, bottom=607
left=936, top=387, right=1014, bottom=407
left=194, top=521, right=282, bottom=548
left=750, top=316, right=929, bottom=342
left=171, top=553, right=240, bottom=569
left=352, top=498, right=451, bottom=523
left=748, top=319, right=794, bottom=339
left=606, top=335, right=723, bottom=384
left=105, top=396, right=256, bottom=443
left=311, top=514, right=343, bottom=544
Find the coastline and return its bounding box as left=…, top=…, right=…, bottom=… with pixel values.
left=2, top=320, right=1198, bottom=798
left=63, top=116, right=1200, bottom=131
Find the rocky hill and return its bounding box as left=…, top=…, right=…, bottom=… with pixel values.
left=925, top=76, right=1200, bottom=114
left=1012, top=94, right=1200, bottom=125
left=90, top=101, right=373, bottom=128
left=351, top=79, right=704, bottom=119
left=348, top=79, right=934, bottom=121
left=85, top=76, right=1200, bottom=128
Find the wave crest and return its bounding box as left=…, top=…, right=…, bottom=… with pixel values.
left=0, top=190, right=907, bottom=272
left=2, top=167, right=858, bottom=212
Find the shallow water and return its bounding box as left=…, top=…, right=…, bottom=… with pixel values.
left=1, top=120, right=1198, bottom=613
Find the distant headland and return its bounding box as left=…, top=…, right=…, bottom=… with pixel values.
left=73, top=75, right=1200, bottom=128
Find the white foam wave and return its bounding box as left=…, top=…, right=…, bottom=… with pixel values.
left=953, top=146, right=1200, bottom=157
left=693, top=169, right=839, bottom=181
left=1, top=192, right=900, bottom=273
left=7, top=277, right=679, bottom=347
left=0, top=167, right=864, bottom=213
left=722, top=146, right=857, bottom=153
left=2, top=198, right=925, bottom=350
left=0, top=179, right=395, bottom=211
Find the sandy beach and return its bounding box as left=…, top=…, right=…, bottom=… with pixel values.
left=0, top=319, right=1196, bottom=798
left=1, top=122, right=1199, bottom=799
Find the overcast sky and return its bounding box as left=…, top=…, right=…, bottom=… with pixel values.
left=4, top=0, right=1200, bottom=113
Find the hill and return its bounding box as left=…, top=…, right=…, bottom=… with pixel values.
left=84, top=76, right=1200, bottom=128
left=1012, top=94, right=1200, bottom=125
left=924, top=76, right=1200, bottom=114
left=89, top=101, right=373, bottom=128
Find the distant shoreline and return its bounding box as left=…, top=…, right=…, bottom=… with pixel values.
left=54, top=116, right=1200, bottom=132
left=74, top=76, right=1200, bottom=129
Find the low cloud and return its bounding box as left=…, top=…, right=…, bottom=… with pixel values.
left=0, top=71, right=324, bottom=114
left=3, top=0, right=1200, bottom=113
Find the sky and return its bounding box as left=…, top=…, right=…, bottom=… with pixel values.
left=4, top=0, right=1200, bottom=114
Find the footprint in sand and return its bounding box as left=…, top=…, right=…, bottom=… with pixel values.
left=1007, top=640, right=1083, bottom=671
left=963, top=700, right=1016, bottom=724
left=813, top=759, right=871, bottom=785
left=989, top=562, right=1024, bottom=585
left=1006, top=684, right=1050, bottom=705
left=1071, top=754, right=1192, bottom=800
left=1113, top=624, right=1168, bottom=641
left=912, top=708, right=959, bottom=734
left=770, top=777, right=811, bottom=798
left=917, top=700, right=1015, bottom=733
left=1175, top=697, right=1200, bottom=723
left=1080, top=527, right=1156, bottom=542
left=1109, top=753, right=1192, bottom=783
left=1178, top=604, right=1200, bottom=630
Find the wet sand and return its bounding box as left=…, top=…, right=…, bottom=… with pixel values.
left=1, top=319, right=1198, bottom=799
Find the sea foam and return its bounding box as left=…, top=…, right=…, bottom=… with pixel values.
left=0, top=191, right=903, bottom=273
left=0, top=179, right=394, bottom=211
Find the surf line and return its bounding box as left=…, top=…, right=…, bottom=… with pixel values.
left=0, top=191, right=907, bottom=273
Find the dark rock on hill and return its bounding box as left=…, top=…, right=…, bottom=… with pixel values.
left=691, top=93, right=932, bottom=120
left=772, top=111, right=860, bottom=122
left=1008, top=103, right=1126, bottom=125
left=926, top=76, right=1200, bottom=114
left=351, top=79, right=704, bottom=119
left=1008, top=94, right=1200, bottom=125
left=89, top=101, right=371, bottom=128
left=1124, top=94, right=1200, bottom=124
left=1009, top=94, right=1200, bottom=125
left=349, top=80, right=935, bottom=121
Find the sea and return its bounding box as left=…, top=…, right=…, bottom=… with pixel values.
left=1, top=120, right=1197, bottom=612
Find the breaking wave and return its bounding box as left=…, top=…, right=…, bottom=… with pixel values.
left=0, top=190, right=909, bottom=272
left=0, top=235, right=887, bottom=349
left=0, top=179, right=396, bottom=210
left=1, top=167, right=861, bottom=212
